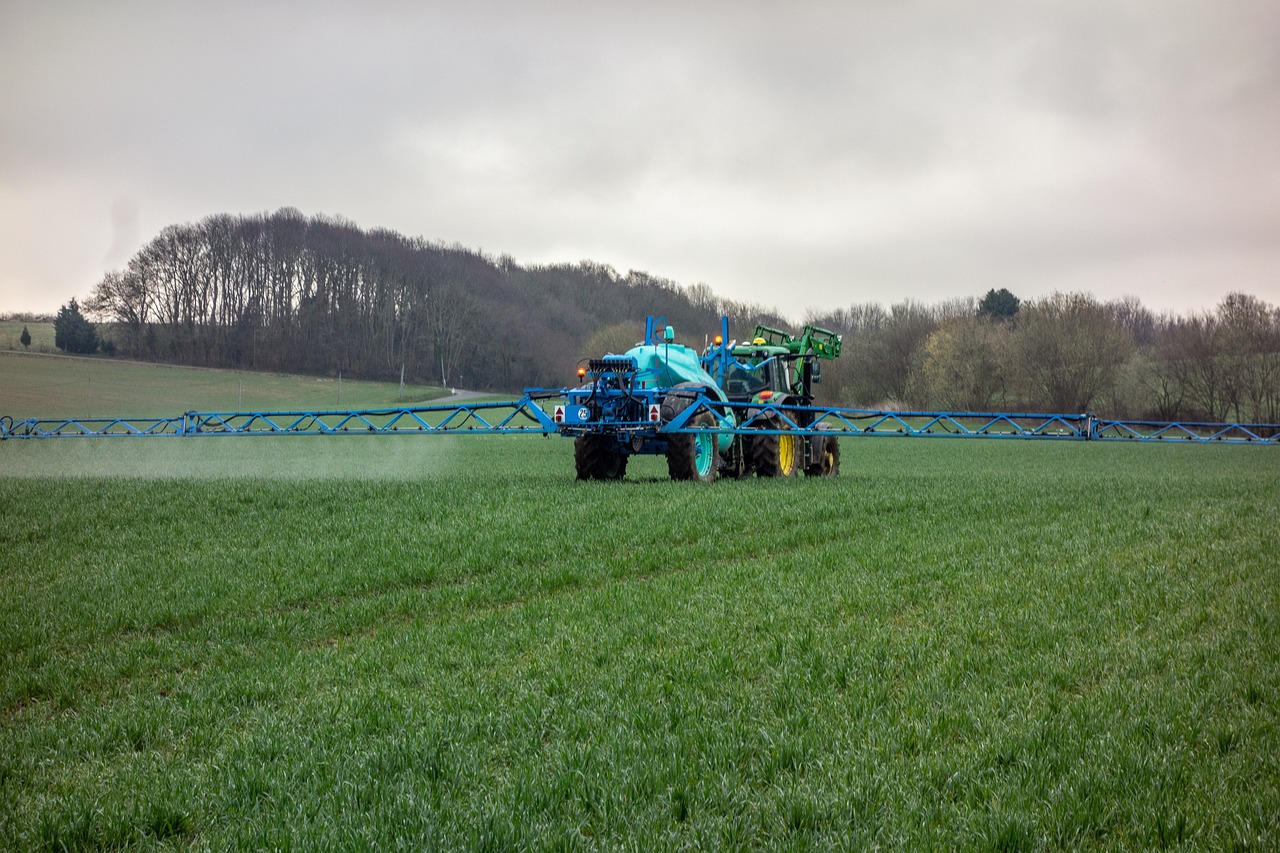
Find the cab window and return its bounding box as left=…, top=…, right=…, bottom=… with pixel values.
left=724, top=362, right=771, bottom=397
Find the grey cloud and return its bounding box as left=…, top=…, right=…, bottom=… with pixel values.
left=1, top=0, right=1278, bottom=316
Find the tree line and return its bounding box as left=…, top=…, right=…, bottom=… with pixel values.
left=807, top=288, right=1280, bottom=423
left=79, top=209, right=1279, bottom=422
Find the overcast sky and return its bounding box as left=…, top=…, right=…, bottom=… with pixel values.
left=2, top=1, right=1278, bottom=319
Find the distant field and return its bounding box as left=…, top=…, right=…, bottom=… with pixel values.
left=0, top=321, right=54, bottom=352
left=0, top=351, right=451, bottom=419
left=1, top=427, right=1276, bottom=848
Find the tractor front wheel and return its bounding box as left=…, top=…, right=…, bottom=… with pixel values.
left=574, top=435, right=628, bottom=481
left=805, top=432, right=841, bottom=477
left=752, top=416, right=801, bottom=477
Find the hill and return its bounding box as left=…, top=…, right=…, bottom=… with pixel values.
left=81, top=209, right=784, bottom=393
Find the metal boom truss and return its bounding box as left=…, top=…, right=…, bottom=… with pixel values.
left=3, top=394, right=1278, bottom=444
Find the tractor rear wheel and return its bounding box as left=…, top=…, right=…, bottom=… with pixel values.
left=752, top=416, right=801, bottom=477
left=805, top=431, right=841, bottom=477
left=574, top=435, right=627, bottom=480
left=667, top=411, right=717, bottom=482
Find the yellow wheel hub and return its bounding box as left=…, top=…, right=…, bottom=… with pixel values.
left=778, top=432, right=798, bottom=476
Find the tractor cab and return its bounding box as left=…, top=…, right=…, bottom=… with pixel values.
left=722, top=347, right=792, bottom=402
left=721, top=324, right=841, bottom=404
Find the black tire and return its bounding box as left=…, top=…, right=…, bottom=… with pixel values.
left=805, top=432, right=841, bottom=477
left=751, top=415, right=801, bottom=477
left=574, top=435, right=627, bottom=480
left=662, top=383, right=717, bottom=483
left=666, top=411, right=717, bottom=482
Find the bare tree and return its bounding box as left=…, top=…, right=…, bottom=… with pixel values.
left=1216, top=293, right=1280, bottom=423
left=1109, top=295, right=1157, bottom=348
left=1156, top=313, right=1225, bottom=420
left=920, top=316, right=1011, bottom=410
left=864, top=301, right=938, bottom=406
left=1011, top=292, right=1131, bottom=413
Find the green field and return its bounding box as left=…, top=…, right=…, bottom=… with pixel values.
left=1, top=351, right=450, bottom=420
left=2, top=365, right=1278, bottom=849
left=0, top=321, right=55, bottom=353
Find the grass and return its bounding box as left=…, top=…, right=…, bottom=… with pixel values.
left=0, top=350, right=450, bottom=419
left=1, top=431, right=1277, bottom=849
left=0, top=322, right=54, bottom=353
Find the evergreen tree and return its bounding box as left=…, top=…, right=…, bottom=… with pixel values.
left=54, top=299, right=98, bottom=354
left=978, top=288, right=1021, bottom=321
left=19, top=325, right=31, bottom=349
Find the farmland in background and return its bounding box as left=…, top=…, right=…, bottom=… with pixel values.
left=2, top=403, right=1277, bottom=848
left=0, top=321, right=54, bottom=352
left=0, top=351, right=451, bottom=420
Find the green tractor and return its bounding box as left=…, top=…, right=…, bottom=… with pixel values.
left=717, top=323, right=843, bottom=478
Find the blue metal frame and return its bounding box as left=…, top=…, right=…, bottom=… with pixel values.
left=3, top=395, right=1277, bottom=444
left=658, top=397, right=1280, bottom=444
left=1, top=398, right=558, bottom=439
